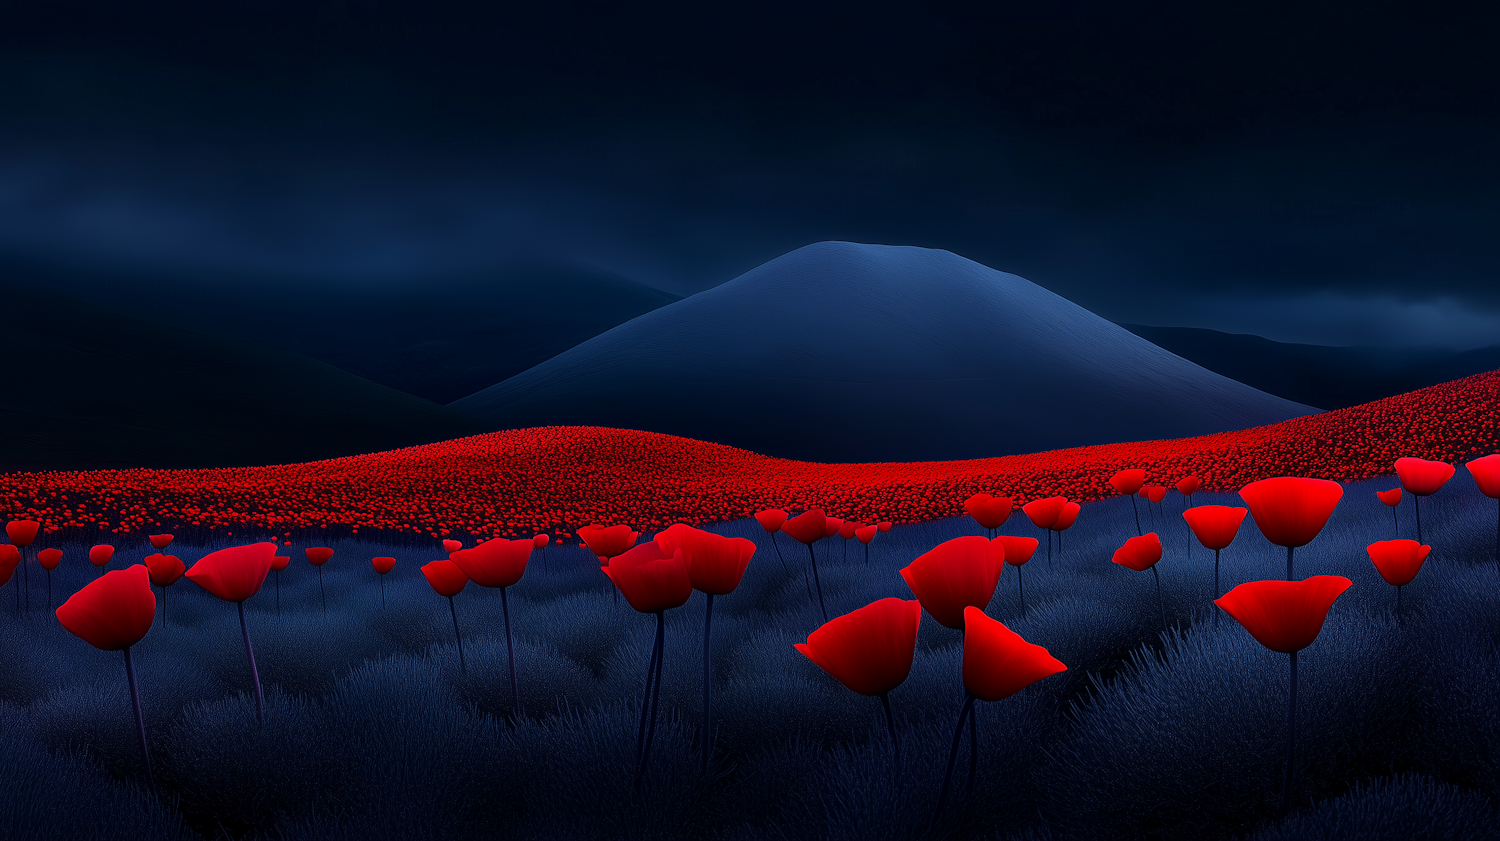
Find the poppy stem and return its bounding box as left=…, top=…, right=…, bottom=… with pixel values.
left=1045, top=530, right=1052, bottom=567
left=1281, top=649, right=1298, bottom=818
left=21, top=547, right=29, bottom=613
left=635, top=610, right=666, bottom=792
left=1392, top=503, right=1399, bottom=538
left=878, top=692, right=901, bottom=773
left=448, top=595, right=466, bottom=675
left=1017, top=564, right=1026, bottom=618
left=45, top=568, right=52, bottom=613
left=936, top=693, right=977, bottom=818
left=500, top=585, right=520, bottom=719
left=1286, top=545, right=1294, bottom=581
left=1152, top=566, right=1167, bottom=634
left=122, top=645, right=157, bottom=797
left=1494, top=499, right=1499, bottom=571
left=237, top=601, right=264, bottom=725
left=1057, top=530, right=1063, bottom=561
left=1129, top=495, right=1141, bottom=535
left=1212, top=549, right=1220, bottom=629
left=806, top=543, right=827, bottom=622
left=965, top=699, right=978, bottom=801
left=702, top=593, right=715, bottom=774
left=1414, top=495, right=1423, bottom=545
left=635, top=613, right=661, bottom=766
left=161, top=584, right=167, bottom=628
left=1395, top=584, right=1402, bottom=622
left=769, top=532, right=790, bottom=575
left=318, top=566, right=327, bottom=616
left=380, top=575, right=386, bottom=609
left=864, top=542, right=870, bottom=566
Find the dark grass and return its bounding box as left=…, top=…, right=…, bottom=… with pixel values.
left=1, top=474, right=1498, bottom=838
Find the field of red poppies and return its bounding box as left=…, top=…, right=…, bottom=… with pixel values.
left=3, top=370, right=1500, bottom=840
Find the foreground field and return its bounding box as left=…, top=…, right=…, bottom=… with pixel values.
left=3, top=475, right=1498, bottom=840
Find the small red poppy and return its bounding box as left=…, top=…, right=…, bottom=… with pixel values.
left=371, top=556, right=397, bottom=575
left=1182, top=506, right=1248, bottom=551
left=655, top=523, right=755, bottom=595
left=421, top=560, right=469, bottom=598
left=305, top=547, right=334, bottom=567
left=899, top=536, right=1004, bottom=630
left=795, top=598, right=921, bottom=696
left=992, top=535, right=1039, bottom=566
left=1376, top=488, right=1403, bottom=506
left=602, top=541, right=692, bottom=613
left=754, top=509, right=789, bottom=533
left=145, top=553, right=185, bottom=586
left=6, top=520, right=39, bottom=548
left=38, top=548, right=63, bottom=570
left=1111, top=533, right=1163, bottom=572
left=89, top=545, right=115, bottom=568
left=781, top=510, right=828, bottom=545
left=449, top=537, right=531, bottom=588
left=1366, top=540, right=1430, bottom=587
left=1110, top=469, right=1146, bottom=496
left=1395, top=457, right=1455, bottom=497
left=149, top=534, right=174, bottom=550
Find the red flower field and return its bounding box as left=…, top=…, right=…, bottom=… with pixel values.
left=2, top=370, right=1497, bottom=542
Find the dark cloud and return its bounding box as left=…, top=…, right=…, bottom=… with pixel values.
left=0, top=1, right=1496, bottom=347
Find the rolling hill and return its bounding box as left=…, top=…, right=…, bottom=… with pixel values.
left=452, top=242, right=1318, bottom=462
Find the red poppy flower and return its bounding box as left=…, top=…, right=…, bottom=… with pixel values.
left=449, top=537, right=532, bottom=588
left=145, top=553, right=185, bottom=586
left=899, top=536, right=1004, bottom=630
left=993, top=536, right=1039, bottom=566
left=602, top=541, right=692, bottom=613
left=579, top=524, right=640, bottom=559
left=1376, top=488, right=1403, bottom=506
left=1146, top=485, right=1167, bottom=504
left=781, top=510, right=828, bottom=545
left=371, top=556, right=397, bottom=575
left=270, top=555, right=290, bottom=572
left=794, top=598, right=921, bottom=696
left=754, top=509, right=789, bottom=533
left=88, top=545, right=114, bottom=568
left=1111, top=533, right=1163, bottom=572
left=38, top=548, right=62, bottom=570
left=6, top=520, right=39, bottom=548
left=1395, top=457, right=1456, bottom=497
left=1022, top=496, right=1066, bottom=529
left=1214, top=576, right=1352, bottom=653
left=148, top=534, right=174, bottom=550
left=1176, top=476, right=1201, bottom=496
left=655, top=523, right=755, bottom=595
left=1051, top=501, right=1081, bottom=532
left=970, top=495, right=1013, bottom=530
left=421, top=559, right=469, bottom=598
left=855, top=525, right=878, bottom=544
left=532, top=534, right=550, bottom=549
left=442, top=539, right=463, bottom=553
left=56, top=564, right=155, bottom=651
left=184, top=543, right=277, bottom=602
left=960, top=607, right=1066, bottom=702
left=1182, top=506, right=1248, bottom=551
left=1467, top=455, right=1500, bottom=499
left=877, top=522, right=893, bottom=533
left=305, top=547, right=334, bottom=567
left=1110, top=469, right=1146, bottom=495
left=1239, top=477, right=1344, bottom=548
left=838, top=520, right=858, bottom=540
left=824, top=517, right=844, bottom=539
left=1366, top=540, right=1431, bottom=587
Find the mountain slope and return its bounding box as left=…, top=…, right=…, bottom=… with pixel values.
left=1119, top=323, right=1500, bottom=411
left=0, top=283, right=488, bottom=472
left=22, top=260, right=681, bottom=404
left=453, top=242, right=1317, bottom=462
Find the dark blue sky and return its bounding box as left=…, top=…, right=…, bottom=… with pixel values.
left=2, top=1, right=1497, bottom=347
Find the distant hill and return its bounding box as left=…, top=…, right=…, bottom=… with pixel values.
left=0, top=282, right=488, bottom=472
left=1118, top=324, right=1500, bottom=411
left=453, top=242, right=1317, bottom=462
left=17, top=260, right=681, bottom=404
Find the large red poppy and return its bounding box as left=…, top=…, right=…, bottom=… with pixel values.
left=6, top=520, right=39, bottom=548
left=899, top=536, right=1003, bottom=630
left=421, top=560, right=469, bottom=598
left=655, top=523, right=755, bottom=595
left=1111, top=533, right=1163, bottom=572
left=1376, top=488, right=1403, bottom=506
left=449, top=537, right=532, bottom=588
left=88, top=545, right=114, bottom=568
left=602, top=541, right=692, bottom=614
left=1395, top=457, right=1455, bottom=497
left=1214, top=576, right=1352, bottom=653
left=184, top=543, right=277, bottom=602
left=1110, top=469, right=1146, bottom=496
left=1239, top=477, right=1344, bottom=548
left=305, top=547, right=334, bottom=567
left=371, top=556, right=397, bottom=575
left=1022, top=496, right=1066, bottom=530
left=149, top=534, right=174, bottom=550
left=579, top=524, right=640, bottom=559
left=781, top=509, right=828, bottom=545
left=1182, top=506, right=1248, bottom=551
left=1466, top=454, right=1500, bottom=499
left=754, top=509, right=789, bottom=533
left=960, top=607, right=1066, bottom=702
left=794, top=598, right=920, bottom=697
left=56, top=564, right=155, bottom=651
left=1366, top=540, right=1430, bottom=587
left=145, top=553, right=185, bottom=586
left=992, top=535, right=1039, bottom=566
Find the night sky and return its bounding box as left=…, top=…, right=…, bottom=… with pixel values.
left=2, top=1, right=1497, bottom=348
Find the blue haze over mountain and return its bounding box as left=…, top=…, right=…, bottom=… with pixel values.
left=454, top=242, right=1317, bottom=462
